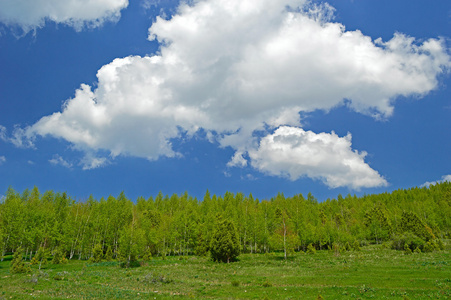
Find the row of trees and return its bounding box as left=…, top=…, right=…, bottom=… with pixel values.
left=1, top=182, right=450, bottom=264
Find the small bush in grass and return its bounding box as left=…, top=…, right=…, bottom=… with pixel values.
left=317, top=295, right=324, bottom=300
left=344, top=241, right=351, bottom=251
left=90, top=243, right=103, bottom=263
left=51, top=247, right=66, bottom=264
left=392, top=232, right=425, bottom=251
left=423, top=240, right=440, bottom=252
left=143, top=248, right=152, bottom=261
left=231, top=280, right=240, bottom=287
left=437, top=239, right=445, bottom=250
left=142, top=272, right=173, bottom=284
left=32, top=247, right=49, bottom=269
left=353, top=240, right=361, bottom=251
left=414, top=247, right=421, bottom=254
left=54, top=271, right=69, bottom=281
left=10, top=247, right=30, bottom=274
left=307, top=243, right=316, bottom=254
left=404, top=243, right=412, bottom=255
left=262, top=281, right=272, bottom=288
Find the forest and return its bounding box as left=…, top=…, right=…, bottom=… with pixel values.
left=1, top=182, right=450, bottom=266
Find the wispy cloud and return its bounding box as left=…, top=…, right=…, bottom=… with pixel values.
left=80, top=153, right=109, bottom=170
left=0, top=156, right=5, bottom=165
left=422, top=174, right=451, bottom=187
left=49, top=155, right=73, bottom=169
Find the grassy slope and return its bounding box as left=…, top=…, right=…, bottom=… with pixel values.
left=0, top=246, right=450, bottom=299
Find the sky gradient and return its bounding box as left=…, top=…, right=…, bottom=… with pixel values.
left=0, top=0, right=450, bottom=202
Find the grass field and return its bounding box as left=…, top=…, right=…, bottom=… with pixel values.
left=1, top=246, right=450, bottom=299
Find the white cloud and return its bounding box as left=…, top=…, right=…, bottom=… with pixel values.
left=49, top=154, right=73, bottom=169
left=80, top=153, right=109, bottom=170
left=14, top=0, right=451, bottom=188
left=422, top=174, right=451, bottom=187
left=0, top=156, right=5, bottom=165
left=0, top=125, right=6, bottom=141
left=227, top=151, right=248, bottom=167
left=0, top=0, right=129, bottom=33
left=248, top=126, right=387, bottom=189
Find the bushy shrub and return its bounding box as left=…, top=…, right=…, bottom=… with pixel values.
left=307, top=243, right=316, bottom=254
left=10, top=247, right=30, bottom=274
left=437, top=239, right=445, bottom=250
left=52, top=247, right=66, bottom=264
left=352, top=240, right=361, bottom=251
left=400, top=211, right=435, bottom=241
left=392, top=232, right=425, bottom=251
left=423, top=240, right=440, bottom=252
left=31, top=247, right=49, bottom=269
left=90, top=243, right=103, bottom=263
left=404, top=243, right=412, bottom=255
left=104, top=245, right=114, bottom=261
left=210, top=219, right=240, bottom=263
left=262, top=281, right=272, bottom=287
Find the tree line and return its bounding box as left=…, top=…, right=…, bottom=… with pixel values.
left=1, top=182, right=450, bottom=265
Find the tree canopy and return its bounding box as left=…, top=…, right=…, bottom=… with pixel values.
left=0, top=182, right=449, bottom=262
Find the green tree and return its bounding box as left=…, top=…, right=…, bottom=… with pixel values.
left=10, top=247, right=29, bottom=273
left=270, top=207, right=300, bottom=259
left=51, top=246, right=65, bottom=264
left=31, top=246, right=49, bottom=270
left=400, top=211, right=435, bottom=241
left=210, top=219, right=240, bottom=263
left=90, top=243, right=103, bottom=263
left=364, top=206, right=392, bottom=244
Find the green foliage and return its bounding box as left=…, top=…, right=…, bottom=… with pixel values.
left=423, top=240, right=439, bottom=253
left=10, top=247, right=29, bottom=274
left=307, top=243, right=316, bottom=254
left=364, top=206, right=392, bottom=243
left=104, top=245, right=113, bottom=261
left=392, top=232, right=425, bottom=251
left=352, top=240, right=361, bottom=251
left=90, top=243, right=104, bottom=263
left=210, top=219, right=240, bottom=263
left=404, top=243, right=412, bottom=255
left=437, top=239, right=445, bottom=250
left=51, top=247, right=66, bottom=264
left=31, top=246, right=49, bottom=269
left=195, top=231, right=210, bottom=256
left=400, top=211, right=435, bottom=241
left=0, top=182, right=450, bottom=260
left=142, top=247, right=153, bottom=261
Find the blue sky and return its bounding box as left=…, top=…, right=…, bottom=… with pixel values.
left=0, top=0, right=450, bottom=202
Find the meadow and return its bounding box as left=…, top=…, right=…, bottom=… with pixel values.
left=1, top=246, right=450, bottom=299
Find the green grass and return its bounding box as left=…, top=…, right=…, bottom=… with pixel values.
left=1, top=246, right=450, bottom=299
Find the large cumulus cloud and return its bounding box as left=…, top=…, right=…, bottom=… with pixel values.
left=0, top=0, right=129, bottom=33
left=13, top=0, right=451, bottom=188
